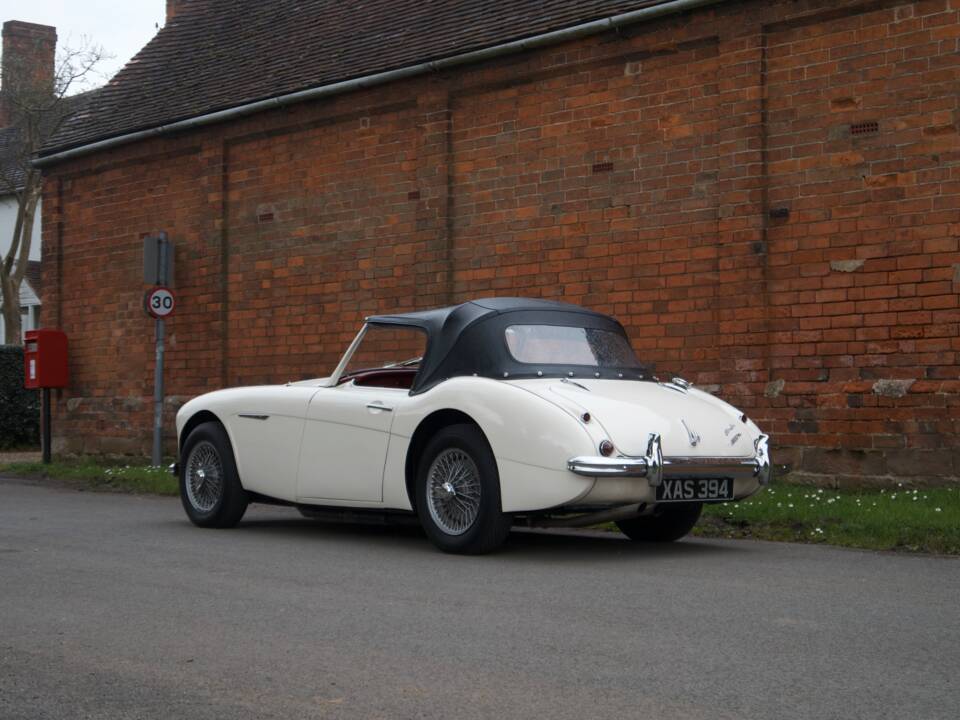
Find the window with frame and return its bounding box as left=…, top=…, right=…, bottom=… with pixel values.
left=504, top=324, right=641, bottom=368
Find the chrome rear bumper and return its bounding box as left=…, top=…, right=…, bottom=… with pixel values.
left=568, top=434, right=772, bottom=487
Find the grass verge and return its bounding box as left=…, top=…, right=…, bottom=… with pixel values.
left=1, top=460, right=178, bottom=496
left=3, top=460, right=957, bottom=554
left=695, top=482, right=960, bottom=555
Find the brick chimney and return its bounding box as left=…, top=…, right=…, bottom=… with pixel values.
left=167, top=0, right=190, bottom=22
left=0, top=21, right=57, bottom=128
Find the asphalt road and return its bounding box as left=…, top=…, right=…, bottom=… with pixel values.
left=1, top=478, right=957, bottom=720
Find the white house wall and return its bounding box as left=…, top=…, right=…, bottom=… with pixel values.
left=0, top=195, right=42, bottom=262
left=0, top=194, right=42, bottom=344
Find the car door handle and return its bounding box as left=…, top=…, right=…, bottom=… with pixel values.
left=366, top=402, right=393, bottom=412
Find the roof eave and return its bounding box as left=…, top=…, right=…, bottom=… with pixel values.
left=34, top=0, right=725, bottom=169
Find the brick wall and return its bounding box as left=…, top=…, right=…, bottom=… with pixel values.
left=41, top=0, right=960, bottom=484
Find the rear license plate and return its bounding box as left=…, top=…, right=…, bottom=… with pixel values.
left=656, top=478, right=733, bottom=503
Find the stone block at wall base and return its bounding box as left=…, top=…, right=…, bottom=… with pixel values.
left=777, top=444, right=959, bottom=488
left=785, top=446, right=958, bottom=485
left=780, top=471, right=959, bottom=489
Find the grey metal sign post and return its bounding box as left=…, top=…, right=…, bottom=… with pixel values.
left=143, top=233, right=175, bottom=467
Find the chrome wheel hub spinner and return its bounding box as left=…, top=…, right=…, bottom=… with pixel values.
left=426, top=448, right=481, bottom=536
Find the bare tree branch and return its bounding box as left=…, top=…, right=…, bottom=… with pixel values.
left=1, top=38, right=107, bottom=344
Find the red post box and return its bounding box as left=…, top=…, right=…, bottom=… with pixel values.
left=24, top=329, right=68, bottom=389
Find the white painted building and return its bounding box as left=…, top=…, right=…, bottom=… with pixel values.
left=0, top=181, right=43, bottom=345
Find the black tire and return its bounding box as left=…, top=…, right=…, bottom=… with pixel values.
left=415, top=424, right=511, bottom=554
left=616, top=502, right=703, bottom=542
left=179, top=421, right=249, bottom=528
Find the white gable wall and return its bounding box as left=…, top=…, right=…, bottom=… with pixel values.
left=0, top=193, right=42, bottom=344
left=0, top=194, right=42, bottom=262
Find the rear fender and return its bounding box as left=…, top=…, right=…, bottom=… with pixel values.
left=389, top=377, right=597, bottom=512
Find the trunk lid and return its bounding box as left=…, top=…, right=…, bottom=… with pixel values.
left=510, top=378, right=755, bottom=458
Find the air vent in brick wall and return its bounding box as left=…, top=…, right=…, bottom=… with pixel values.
left=850, top=121, right=879, bottom=136
left=592, top=162, right=614, bottom=173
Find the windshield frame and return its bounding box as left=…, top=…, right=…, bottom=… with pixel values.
left=328, top=323, right=430, bottom=389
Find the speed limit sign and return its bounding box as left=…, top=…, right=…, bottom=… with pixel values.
left=145, top=286, right=176, bottom=318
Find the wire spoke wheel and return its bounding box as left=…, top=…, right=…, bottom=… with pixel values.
left=425, top=448, right=482, bottom=535
left=184, top=440, right=224, bottom=513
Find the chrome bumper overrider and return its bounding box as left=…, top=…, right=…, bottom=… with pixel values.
left=567, top=434, right=772, bottom=487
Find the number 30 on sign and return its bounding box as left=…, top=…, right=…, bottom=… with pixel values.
left=145, top=287, right=176, bottom=319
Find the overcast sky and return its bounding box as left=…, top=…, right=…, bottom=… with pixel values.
left=3, top=1, right=166, bottom=88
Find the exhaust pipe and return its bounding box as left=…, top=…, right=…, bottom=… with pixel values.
left=524, top=503, right=648, bottom=529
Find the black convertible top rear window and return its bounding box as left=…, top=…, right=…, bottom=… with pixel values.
left=504, top=325, right=641, bottom=367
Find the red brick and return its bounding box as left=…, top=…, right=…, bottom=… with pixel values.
left=38, top=0, right=960, bottom=484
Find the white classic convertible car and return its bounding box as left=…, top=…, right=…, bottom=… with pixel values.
left=175, top=298, right=770, bottom=553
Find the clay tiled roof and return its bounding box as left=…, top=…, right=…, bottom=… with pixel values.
left=43, top=0, right=681, bottom=155
left=3, top=90, right=98, bottom=186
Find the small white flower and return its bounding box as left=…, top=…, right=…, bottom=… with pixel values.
left=788, top=503, right=794, bottom=508
left=935, top=508, right=942, bottom=513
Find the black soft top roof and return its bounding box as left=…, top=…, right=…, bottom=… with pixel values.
left=366, top=297, right=647, bottom=394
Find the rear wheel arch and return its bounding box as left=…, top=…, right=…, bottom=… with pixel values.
left=405, top=409, right=494, bottom=511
